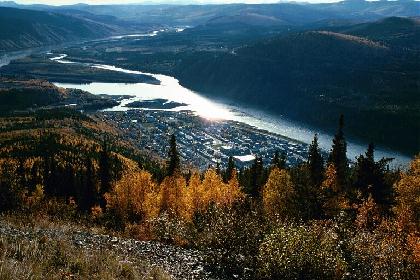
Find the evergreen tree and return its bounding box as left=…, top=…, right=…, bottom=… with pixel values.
left=99, top=141, right=111, bottom=207
left=308, top=134, right=324, bottom=188
left=215, top=162, right=221, bottom=175
left=250, top=156, right=265, bottom=197
left=328, top=115, right=348, bottom=192
left=354, top=143, right=393, bottom=207
left=16, top=158, right=26, bottom=188
left=291, top=165, right=322, bottom=220
left=0, top=162, right=20, bottom=212
left=44, top=156, right=58, bottom=196
left=29, top=162, right=41, bottom=192
left=224, top=156, right=236, bottom=182
left=64, top=164, right=75, bottom=199
left=354, top=143, right=376, bottom=196
left=82, top=158, right=97, bottom=211
left=271, top=151, right=287, bottom=170
left=167, top=134, right=180, bottom=176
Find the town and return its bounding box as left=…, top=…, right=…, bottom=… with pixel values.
left=97, top=109, right=311, bottom=170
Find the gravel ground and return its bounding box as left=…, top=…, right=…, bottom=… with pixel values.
left=0, top=220, right=218, bottom=280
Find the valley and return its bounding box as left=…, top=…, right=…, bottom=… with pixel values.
left=1, top=3, right=418, bottom=160
left=1, top=21, right=415, bottom=167
left=0, top=2, right=419, bottom=279
left=53, top=18, right=419, bottom=156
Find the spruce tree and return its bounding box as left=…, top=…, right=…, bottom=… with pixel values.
left=354, top=143, right=375, bottom=195
left=167, top=134, right=180, bottom=176
left=354, top=143, right=392, bottom=206
left=216, top=162, right=221, bottom=175
left=328, top=115, right=348, bottom=192
left=251, top=156, right=264, bottom=197
left=64, top=164, right=75, bottom=199
left=308, top=134, right=324, bottom=188
left=82, top=158, right=97, bottom=211
left=271, top=151, right=287, bottom=170
left=99, top=141, right=111, bottom=207
left=224, top=156, right=236, bottom=182
left=16, top=158, right=26, bottom=189
left=45, top=156, right=58, bottom=196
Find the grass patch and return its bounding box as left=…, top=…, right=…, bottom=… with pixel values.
left=0, top=215, right=170, bottom=280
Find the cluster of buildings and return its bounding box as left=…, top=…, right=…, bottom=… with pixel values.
left=98, top=109, right=310, bottom=170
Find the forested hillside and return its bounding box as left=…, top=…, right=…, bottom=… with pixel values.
left=171, top=18, right=420, bottom=155
left=336, top=16, right=420, bottom=49
left=0, top=99, right=418, bottom=278
left=0, top=7, right=115, bottom=52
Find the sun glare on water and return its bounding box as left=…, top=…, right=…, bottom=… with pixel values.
left=92, top=64, right=235, bottom=121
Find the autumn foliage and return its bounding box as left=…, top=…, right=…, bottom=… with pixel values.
left=262, top=167, right=295, bottom=221
left=105, top=168, right=244, bottom=226
left=393, top=156, right=420, bottom=233
left=1, top=111, right=419, bottom=279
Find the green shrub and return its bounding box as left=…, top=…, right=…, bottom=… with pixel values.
left=347, top=222, right=419, bottom=280
left=258, top=222, right=346, bottom=280
left=194, top=202, right=266, bottom=279
left=150, top=211, right=189, bottom=245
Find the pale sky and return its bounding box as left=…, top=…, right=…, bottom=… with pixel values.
left=12, top=0, right=343, bottom=5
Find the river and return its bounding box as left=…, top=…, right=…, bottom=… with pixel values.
left=50, top=54, right=412, bottom=168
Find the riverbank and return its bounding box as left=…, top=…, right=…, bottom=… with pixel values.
left=52, top=60, right=412, bottom=168
left=0, top=54, right=159, bottom=84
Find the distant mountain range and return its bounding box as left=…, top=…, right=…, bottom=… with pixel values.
left=0, top=1, right=419, bottom=52
left=1, top=1, right=419, bottom=27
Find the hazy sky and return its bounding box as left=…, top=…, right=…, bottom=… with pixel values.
left=13, top=0, right=343, bottom=5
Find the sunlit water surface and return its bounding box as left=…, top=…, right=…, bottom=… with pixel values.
left=52, top=53, right=412, bottom=168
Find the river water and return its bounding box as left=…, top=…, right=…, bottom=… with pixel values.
left=51, top=55, right=412, bottom=167
left=0, top=32, right=411, bottom=168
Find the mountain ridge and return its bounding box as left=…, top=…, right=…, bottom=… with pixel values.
left=169, top=17, right=419, bottom=155
left=0, top=7, right=117, bottom=52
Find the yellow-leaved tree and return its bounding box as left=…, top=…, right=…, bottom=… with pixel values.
left=185, top=171, right=206, bottom=219
left=105, top=170, right=158, bottom=225
left=225, top=169, right=244, bottom=206
left=354, top=194, right=381, bottom=230
left=201, top=169, right=223, bottom=206
left=321, top=163, right=349, bottom=217
left=262, top=167, right=295, bottom=221
left=159, top=175, right=187, bottom=219
left=393, top=156, right=420, bottom=233
left=184, top=169, right=244, bottom=221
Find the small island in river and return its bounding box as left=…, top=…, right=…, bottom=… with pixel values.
left=126, top=98, right=188, bottom=109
